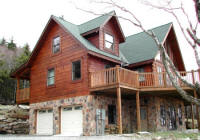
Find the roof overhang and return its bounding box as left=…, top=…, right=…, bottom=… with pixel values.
left=127, top=59, right=154, bottom=68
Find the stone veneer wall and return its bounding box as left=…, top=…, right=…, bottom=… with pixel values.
left=29, top=94, right=186, bottom=136
left=91, top=95, right=135, bottom=133
left=155, top=96, right=186, bottom=131
left=29, top=96, right=96, bottom=136
left=140, top=95, right=186, bottom=131
left=29, top=95, right=135, bottom=135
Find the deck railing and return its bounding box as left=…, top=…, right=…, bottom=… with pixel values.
left=90, top=66, right=138, bottom=88
left=16, top=88, right=30, bottom=103
left=90, top=66, right=200, bottom=89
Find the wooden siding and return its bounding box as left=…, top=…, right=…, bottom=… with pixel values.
left=99, top=17, right=120, bottom=56
left=85, top=32, right=100, bottom=49
left=88, top=55, right=117, bottom=73
left=30, top=21, right=89, bottom=103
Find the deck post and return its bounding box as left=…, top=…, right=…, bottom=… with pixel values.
left=117, top=87, right=122, bottom=134
left=191, top=104, right=195, bottom=129
left=116, top=65, right=120, bottom=84
left=136, top=90, right=141, bottom=132
left=192, top=70, right=200, bottom=130
left=16, top=77, right=20, bottom=102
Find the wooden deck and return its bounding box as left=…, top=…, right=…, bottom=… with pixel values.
left=90, top=66, right=199, bottom=93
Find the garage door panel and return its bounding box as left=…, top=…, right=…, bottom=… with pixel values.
left=37, top=110, right=53, bottom=135
left=61, top=106, right=83, bottom=136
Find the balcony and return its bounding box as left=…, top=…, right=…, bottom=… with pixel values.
left=16, top=79, right=30, bottom=104
left=90, top=66, right=198, bottom=92
left=16, top=88, right=30, bottom=104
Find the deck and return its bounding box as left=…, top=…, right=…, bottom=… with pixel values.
left=90, top=66, right=198, bottom=93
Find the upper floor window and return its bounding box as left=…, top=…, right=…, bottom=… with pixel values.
left=105, top=33, right=114, bottom=50
left=72, top=60, right=81, bottom=81
left=52, top=36, right=60, bottom=54
left=47, top=68, right=55, bottom=86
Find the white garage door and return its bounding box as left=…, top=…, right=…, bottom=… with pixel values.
left=37, top=109, right=53, bottom=135
left=61, top=106, right=83, bottom=136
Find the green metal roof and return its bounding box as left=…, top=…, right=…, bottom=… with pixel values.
left=119, top=23, right=172, bottom=64
left=78, top=11, right=115, bottom=34
left=53, top=14, right=172, bottom=65
left=53, top=15, right=122, bottom=62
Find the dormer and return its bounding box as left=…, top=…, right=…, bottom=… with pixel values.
left=79, top=11, right=125, bottom=56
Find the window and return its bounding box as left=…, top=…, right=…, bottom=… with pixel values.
left=108, top=105, right=116, bottom=124
left=72, top=60, right=81, bottom=80
left=135, top=67, right=145, bottom=82
left=47, top=68, right=55, bottom=86
left=105, top=33, right=114, bottom=50
left=160, top=105, right=166, bottom=126
left=168, top=106, right=177, bottom=130
left=157, top=66, right=163, bottom=85
left=104, top=64, right=114, bottom=69
left=52, top=36, right=60, bottom=53
left=140, top=108, right=147, bottom=120
left=19, top=80, right=30, bottom=89
left=178, top=105, right=182, bottom=125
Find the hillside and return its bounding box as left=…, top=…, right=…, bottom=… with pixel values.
left=0, top=45, right=24, bottom=70
left=0, top=43, right=31, bottom=105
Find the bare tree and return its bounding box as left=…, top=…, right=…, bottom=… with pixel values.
left=76, top=0, right=200, bottom=105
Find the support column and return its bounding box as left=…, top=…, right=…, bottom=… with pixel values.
left=136, top=91, right=141, bottom=132
left=191, top=104, right=195, bottom=129
left=194, top=90, right=200, bottom=130
left=117, top=87, right=122, bottom=134
left=192, top=70, right=200, bottom=130
left=16, top=77, right=20, bottom=102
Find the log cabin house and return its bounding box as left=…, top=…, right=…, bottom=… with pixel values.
left=11, top=11, right=200, bottom=136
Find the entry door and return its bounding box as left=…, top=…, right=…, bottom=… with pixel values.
left=140, top=107, right=148, bottom=131
left=37, top=109, right=53, bottom=135
left=61, top=106, right=83, bottom=136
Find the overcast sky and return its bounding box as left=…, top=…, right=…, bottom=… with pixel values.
left=0, top=0, right=198, bottom=71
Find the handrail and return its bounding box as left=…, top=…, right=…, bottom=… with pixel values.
left=90, top=66, right=200, bottom=89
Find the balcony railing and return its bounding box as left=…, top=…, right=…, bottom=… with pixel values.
left=90, top=66, right=139, bottom=89
left=16, top=88, right=30, bottom=103
left=90, top=66, right=200, bottom=90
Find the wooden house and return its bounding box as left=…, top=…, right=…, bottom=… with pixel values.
left=11, top=11, right=199, bottom=136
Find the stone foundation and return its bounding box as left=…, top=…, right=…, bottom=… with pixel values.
left=29, top=94, right=186, bottom=136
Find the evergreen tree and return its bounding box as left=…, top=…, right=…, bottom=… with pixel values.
left=14, top=43, right=31, bottom=69
left=0, top=37, right=6, bottom=46
left=7, top=38, right=16, bottom=49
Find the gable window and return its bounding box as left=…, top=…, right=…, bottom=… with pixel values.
left=108, top=105, right=116, bottom=124
left=47, top=68, right=55, bottom=86
left=72, top=60, right=81, bottom=80
left=105, top=33, right=114, bottom=50
left=52, top=36, right=60, bottom=53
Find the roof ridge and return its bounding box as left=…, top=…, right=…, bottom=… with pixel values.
left=52, top=15, right=77, bottom=26
left=78, top=10, right=115, bottom=26
left=125, top=22, right=172, bottom=39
